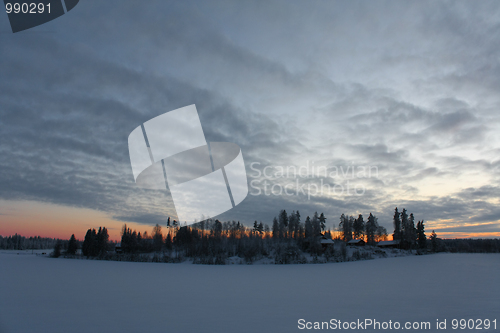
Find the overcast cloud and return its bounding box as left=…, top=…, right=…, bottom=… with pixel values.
left=1, top=0, right=500, bottom=235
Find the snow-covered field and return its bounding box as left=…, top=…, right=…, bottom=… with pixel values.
left=1, top=252, right=499, bottom=333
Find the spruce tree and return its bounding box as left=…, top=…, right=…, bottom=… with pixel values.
left=82, top=228, right=97, bottom=256
left=253, top=221, right=259, bottom=234
left=165, top=233, right=172, bottom=250
left=393, top=207, right=401, bottom=240
left=278, top=210, right=288, bottom=238
left=67, top=234, right=77, bottom=255
left=52, top=240, right=62, bottom=258
left=272, top=217, right=279, bottom=239
left=407, top=213, right=416, bottom=249
left=294, top=210, right=302, bottom=238
left=339, top=214, right=352, bottom=241
left=96, top=227, right=109, bottom=255
left=430, top=230, right=438, bottom=252
left=417, top=220, right=427, bottom=249
left=318, top=213, right=327, bottom=232
left=353, top=214, right=365, bottom=240
left=312, top=212, right=321, bottom=237
left=304, top=216, right=313, bottom=239
left=400, top=208, right=409, bottom=248
left=366, top=213, right=378, bottom=245
left=288, top=211, right=296, bottom=238
left=152, top=224, right=163, bottom=252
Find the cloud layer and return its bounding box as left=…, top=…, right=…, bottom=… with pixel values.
left=1, top=1, right=500, bottom=236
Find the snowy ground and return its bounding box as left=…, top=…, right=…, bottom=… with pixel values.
left=1, top=252, right=499, bottom=333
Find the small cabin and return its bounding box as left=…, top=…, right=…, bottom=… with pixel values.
left=320, top=238, right=334, bottom=250
left=377, top=240, right=400, bottom=248
left=115, top=243, right=122, bottom=253
left=347, top=239, right=365, bottom=246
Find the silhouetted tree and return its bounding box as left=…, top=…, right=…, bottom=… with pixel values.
left=253, top=221, right=259, bottom=234
left=353, top=214, right=365, bottom=240
left=304, top=216, right=313, bottom=239
left=67, top=234, right=77, bottom=255
left=52, top=240, right=62, bottom=258
left=430, top=230, right=438, bottom=252
left=152, top=224, right=163, bottom=252
left=319, top=213, right=327, bottom=232
left=406, top=213, right=417, bottom=249
left=165, top=233, right=172, bottom=250
left=82, top=228, right=97, bottom=257
left=96, top=227, right=109, bottom=255
left=365, top=213, right=378, bottom=245
left=393, top=207, right=401, bottom=240
left=312, top=212, right=321, bottom=237
left=339, top=214, right=352, bottom=241
left=272, top=217, right=279, bottom=239
left=417, top=220, right=427, bottom=250
left=278, top=210, right=288, bottom=238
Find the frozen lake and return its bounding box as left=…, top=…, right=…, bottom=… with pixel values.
left=1, top=252, right=499, bottom=332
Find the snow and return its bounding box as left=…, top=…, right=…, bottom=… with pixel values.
left=1, top=252, right=499, bottom=333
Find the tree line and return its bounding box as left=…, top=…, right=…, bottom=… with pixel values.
left=47, top=206, right=500, bottom=263
left=68, top=209, right=416, bottom=263
left=0, top=234, right=65, bottom=250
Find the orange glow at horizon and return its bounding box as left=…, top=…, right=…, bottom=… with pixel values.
left=0, top=200, right=156, bottom=242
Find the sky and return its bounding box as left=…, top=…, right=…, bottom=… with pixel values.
left=1, top=0, right=500, bottom=241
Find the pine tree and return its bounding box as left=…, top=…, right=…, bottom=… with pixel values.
left=253, top=221, right=259, bottom=234
left=52, top=240, right=62, bottom=258
left=353, top=214, right=365, bottom=240
left=393, top=207, right=401, bottom=240
left=152, top=224, right=163, bottom=252
left=130, top=230, right=138, bottom=253
left=82, top=228, right=97, bottom=257
left=272, top=217, right=279, bottom=239
left=295, top=211, right=301, bottom=238
left=304, top=216, right=313, bottom=239
left=137, top=232, right=142, bottom=251
left=417, top=220, right=427, bottom=249
left=319, top=213, right=327, bottom=232
left=312, top=212, right=321, bottom=237
left=349, top=215, right=355, bottom=238
left=212, top=220, right=222, bottom=239
left=430, top=230, right=438, bottom=252
left=96, top=227, right=109, bottom=255
left=165, top=233, right=172, bottom=250
left=366, top=213, right=378, bottom=245
left=407, top=213, right=416, bottom=249
left=400, top=208, right=409, bottom=248
left=67, top=234, right=77, bottom=255
left=339, top=214, right=352, bottom=241
left=288, top=211, right=296, bottom=238
left=278, top=210, right=288, bottom=238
